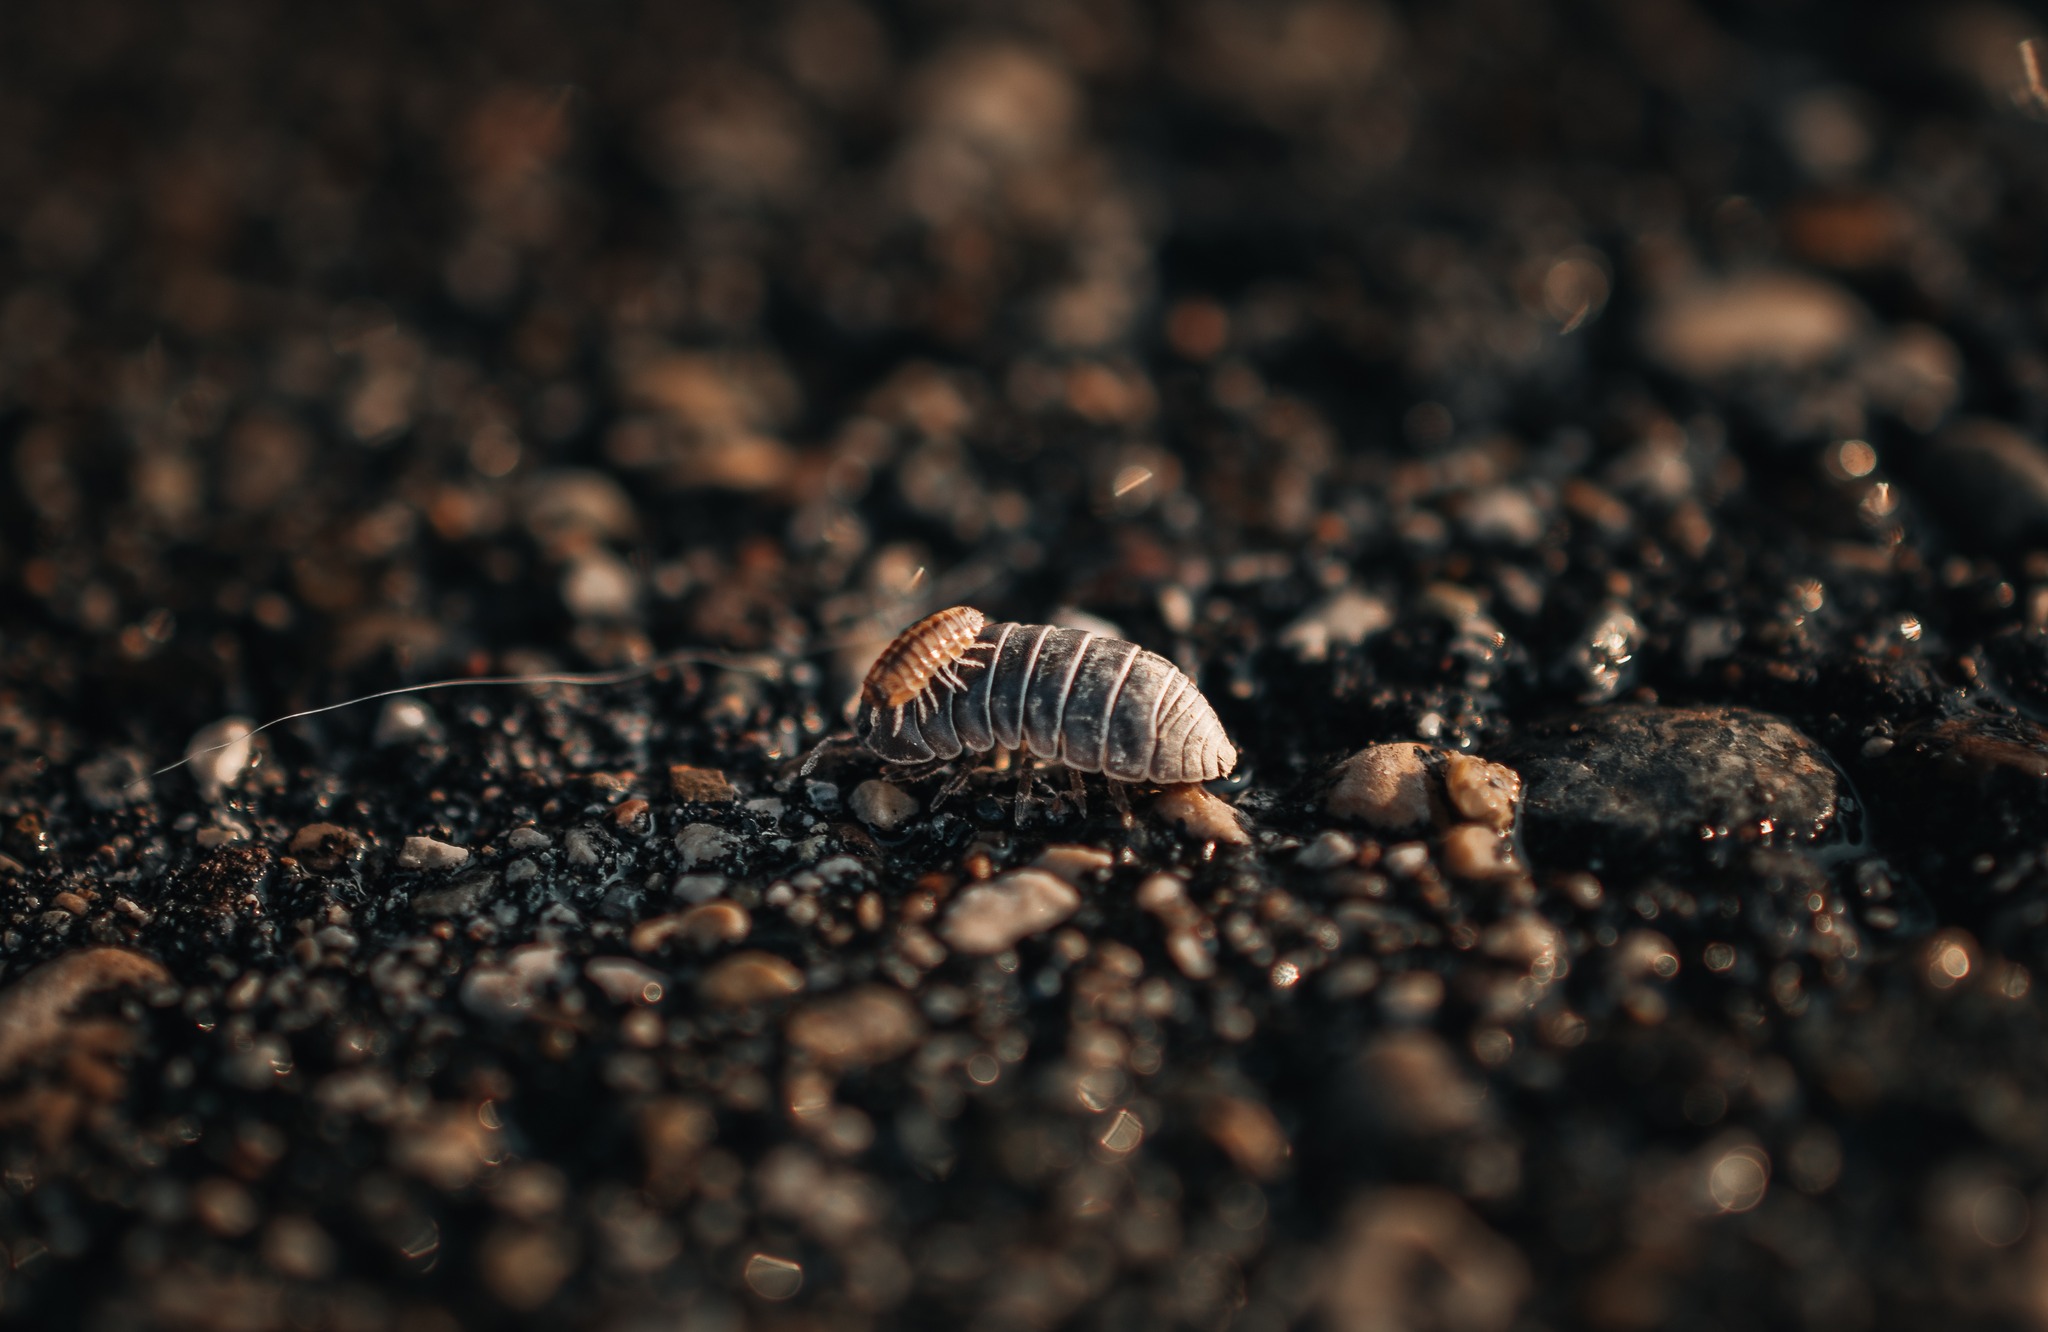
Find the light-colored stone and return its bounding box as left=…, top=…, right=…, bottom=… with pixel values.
left=1441, top=824, right=1518, bottom=880
left=938, top=868, right=1081, bottom=955
left=1442, top=754, right=1521, bottom=831
left=1481, top=913, right=1565, bottom=977
left=562, top=551, right=640, bottom=619
left=1322, top=1187, right=1529, bottom=1332
left=373, top=698, right=441, bottom=747
left=1152, top=784, right=1251, bottom=845
left=397, top=835, right=469, bottom=871
left=1295, top=830, right=1358, bottom=871
left=1134, top=873, right=1186, bottom=913
left=585, top=956, right=667, bottom=1005
left=506, top=827, right=552, bottom=852
left=462, top=944, right=570, bottom=1019
left=1279, top=588, right=1393, bottom=662
left=1328, top=743, right=1435, bottom=829
left=1032, top=844, right=1114, bottom=880
left=1645, top=270, right=1866, bottom=378
left=699, top=951, right=805, bottom=1006
left=849, top=779, right=919, bottom=832
left=184, top=717, right=255, bottom=802
left=675, top=823, right=735, bottom=869
left=412, top=869, right=497, bottom=916
left=632, top=901, right=752, bottom=952
left=785, top=986, right=924, bottom=1068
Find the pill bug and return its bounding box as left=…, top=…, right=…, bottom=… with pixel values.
left=856, top=606, right=1238, bottom=784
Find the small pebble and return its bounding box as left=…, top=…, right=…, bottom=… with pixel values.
left=699, top=951, right=806, bottom=1006
left=1032, top=844, right=1115, bottom=880
left=564, top=827, right=608, bottom=867
left=412, top=869, right=498, bottom=916
left=1441, top=755, right=1521, bottom=832
left=1295, top=831, right=1359, bottom=871
left=669, top=765, right=738, bottom=804
left=939, top=868, right=1082, bottom=955
left=506, top=827, right=552, bottom=852
left=1153, top=784, right=1251, bottom=845
left=1202, top=1096, right=1292, bottom=1179
left=287, top=823, right=363, bottom=874
left=785, top=985, right=924, bottom=1068
left=585, top=957, right=667, bottom=1005
left=676, top=823, right=736, bottom=869
left=184, top=717, right=255, bottom=802
left=1278, top=588, right=1393, bottom=662
left=1135, top=873, right=1186, bottom=913
left=672, top=873, right=729, bottom=903
left=632, top=901, right=752, bottom=952
left=1328, top=744, right=1436, bottom=830
left=372, top=698, right=441, bottom=747
left=77, top=750, right=153, bottom=810
left=462, top=944, right=570, bottom=1019
left=850, top=779, right=919, bottom=832
left=1441, top=824, right=1518, bottom=880
left=561, top=550, right=640, bottom=618
left=397, top=835, right=469, bottom=871
left=1645, top=269, right=1866, bottom=378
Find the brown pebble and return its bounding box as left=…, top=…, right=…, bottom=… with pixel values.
left=1328, top=744, right=1437, bottom=830
left=1645, top=269, right=1866, bottom=378
left=611, top=798, right=653, bottom=834
left=1441, top=824, right=1519, bottom=880
left=639, top=1096, right=716, bottom=1200
left=698, top=951, right=806, bottom=1006
left=1032, top=843, right=1115, bottom=881
left=287, top=823, right=363, bottom=873
left=1322, top=1188, right=1529, bottom=1332
left=632, top=901, right=752, bottom=952
left=479, top=1223, right=579, bottom=1312
left=0, top=947, right=170, bottom=1079
left=938, top=868, right=1081, bottom=955
left=262, top=1215, right=337, bottom=1281
left=1442, top=755, right=1521, bottom=831
left=50, top=891, right=89, bottom=916
left=1202, top=1095, right=1292, bottom=1179
left=193, top=1177, right=259, bottom=1237
left=785, top=985, right=924, bottom=1068
left=669, top=764, right=738, bottom=804
left=1167, top=927, right=1216, bottom=979
left=1360, top=1030, right=1488, bottom=1135
left=1153, top=784, right=1251, bottom=845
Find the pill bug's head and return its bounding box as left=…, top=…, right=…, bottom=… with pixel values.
left=859, top=606, right=986, bottom=710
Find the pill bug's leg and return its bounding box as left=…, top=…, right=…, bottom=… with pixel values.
left=1012, top=757, right=1036, bottom=827
left=1107, top=778, right=1132, bottom=821
left=930, top=766, right=974, bottom=811
left=1067, top=764, right=1089, bottom=818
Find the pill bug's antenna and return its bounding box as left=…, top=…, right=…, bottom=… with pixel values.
left=2019, top=39, right=2048, bottom=117
left=152, top=648, right=782, bottom=779
left=158, top=554, right=1020, bottom=784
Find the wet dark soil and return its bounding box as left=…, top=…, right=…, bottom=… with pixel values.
left=8, top=1, right=2048, bottom=1329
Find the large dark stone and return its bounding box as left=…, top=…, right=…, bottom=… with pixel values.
left=1496, top=705, right=1852, bottom=872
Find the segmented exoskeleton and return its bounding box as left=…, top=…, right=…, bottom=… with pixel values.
left=856, top=607, right=1237, bottom=784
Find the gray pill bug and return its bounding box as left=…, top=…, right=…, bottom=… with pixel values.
left=855, top=606, right=1238, bottom=784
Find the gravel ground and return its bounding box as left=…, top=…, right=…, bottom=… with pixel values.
left=8, top=1, right=2048, bottom=1328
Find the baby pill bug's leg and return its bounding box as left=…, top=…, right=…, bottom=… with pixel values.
left=1107, top=778, right=1132, bottom=823
left=1067, top=764, right=1088, bottom=818
left=1012, top=757, right=1036, bottom=827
